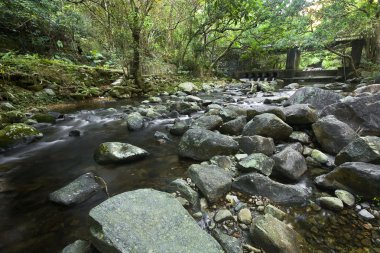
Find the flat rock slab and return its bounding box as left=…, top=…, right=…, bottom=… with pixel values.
left=89, top=189, right=224, bottom=253
left=49, top=172, right=102, bottom=206
left=94, top=142, right=149, bottom=164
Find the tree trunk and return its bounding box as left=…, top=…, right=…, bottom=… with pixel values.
left=131, top=28, right=144, bottom=91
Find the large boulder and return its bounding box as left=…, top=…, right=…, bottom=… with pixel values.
left=232, top=173, right=310, bottom=204
left=335, top=136, right=380, bottom=165
left=284, top=87, right=343, bottom=111
left=218, top=105, right=247, bottom=121
left=320, top=93, right=380, bottom=135
left=272, top=147, right=307, bottom=181
left=246, top=105, right=285, bottom=121
left=89, top=189, right=224, bottom=253
left=0, top=123, right=43, bottom=149
left=49, top=172, right=103, bottom=206
left=283, top=104, right=318, bottom=125
left=178, top=129, right=239, bottom=161
left=242, top=113, right=292, bottom=141
left=312, top=115, right=359, bottom=154
left=188, top=164, right=232, bottom=202
left=237, top=135, right=275, bottom=156
left=170, top=101, right=201, bottom=115
left=219, top=117, right=246, bottom=136
left=315, top=162, right=380, bottom=198
left=237, top=153, right=275, bottom=176
left=169, top=119, right=191, bottom=136
left=250, top=214, right=309, bottom=253
left=192, top=115, right=223, bottom=130
left=94, top=142, right=149, bottom=164
left=126, top=112, right=144, bottom=131
left=354, top=84, right=380, bottom=95
left=178, top=82, right=197, bottom=94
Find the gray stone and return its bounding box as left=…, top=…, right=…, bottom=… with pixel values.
left=354, top=84, right=380, bottom=95
left=214, top=209, right=233, bottom=222
left=212, top=228, right=243, bottom=253
left=219, top=105, right=247, bottom=121
left=335, top=189, right=355, bottom=207
left=185, top=95, right=202, bottom=102
left=272, top=147, right=307, bottom=181
left=358, top=209, right=375, bottom=220
left=170, top=102, right=201, bottom=115
left=238, top=208, right=252, bottom=225
left=232, top=173, right=310, bottom=204
left=210, top=156, right=233, bottom=169
left=320, top=93, right=380, bottom=135
left=276, top=142, right=303, bottom=153
left=192, top=115, right=223, bottom=130
left=312, top=115, right=359, bottom=154
left=168, top=179, right=199, bottom=206
left=148, top=96, right=162, bottom=103
left=317, top=197, right=344, bottom=211
left=94, top=142, right=149, bottom=164
left=283, top=104, right=318, bottom=125
left=264, top=204, right=286, bottom=221
left=89, top=189, right=223, bottom=253
left=250, top=214, right=308, bottom=253
left=237, top=153, right=274, bottom=176
left=335, top=136, right=380, bottom=165
left=188, top=164, right=232, bottom=202
left=285, top=87, right=343, bottom=110
left=315, top=162, right=380, bottom=198
left=127, top=112, right=144, bottom=131
left=219, top=117, right=246, bottom=136
left=62, top=240, right=90, bottom=253
left=178, top=82, right=197, bottom=94
left=246, top=105, right=285, bottom=121
left=169, top=120, right=190, bottom=136
left=49, top=172, right=102, bottom=206
left=0, top=102, right=15, bottom=111
left=242, top=113, right=292, bottom=141
left=289, top=131, right=311, bottom=144
left=178, top=128, right=239, bottom=161
left=237, top=135, right=275, bottom=156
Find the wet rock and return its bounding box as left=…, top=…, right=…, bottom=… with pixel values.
left=250, top=214, right=308, bottom=253
left=214, top=209, right=233, bottom=222
left=317, top=197, right=344, bottom=211
left=154, top=131, right=171, bottom=141
left=210, top=155, right=233, bottom=169
left=178, top=128, right=239, bottom=161
left=188, top=164, right=232, bottom=202
left=169, top=119, right=191, bottom=136
left=170, top=101, right=201, bottom=115
left=276, top=142, right=303, bottom=153
left=285, top=87, right=343, bottom=110
left=89, top=189, right=223, bottom=253
left=289, top=131, right=311, bottom=144
left=358, top=209, right=375, bottom=220
left=1, top=110, right=27, bottom=123
left=283, top=104, right=318, bottom=125
left=320, top=93, right=380, bottom=135
left=242, top=113, right=292, bottom=141
left=62, top=240, right=90, bottom=253
left=178, top=82, right=197, bottom=94
left=0, top=123, right=43, bottom=149
left=148, top=96, right=162, bottom=103
left=315, top=162, right=380, bottom=198
left=335, top=136, right=380, bottom=165
left=219, top=105, right=247, bottom=121
left=237, top=153, right=274, bottom=176
left=264, top=204, right=286, bottom=221
left=312, top=115, right=359, bottom=154
left=219, top=116, right=246, bottom=136
left=335, top=189, right=355, bottom=207
left=237, top=135, right=275, bottom=156
left=238, top=208, right=252, bottom=225
left=168, top=179, right=199, bottom=206
left=94, top=142, right=149, bottom=164
left=232, top=173, right=310, bottom=204
left=49, top=172, right=102, bottom=206
left=354, top=84, right=380, bottom=95
left=185, top=95, right=202, bottom=102
left=272, top=147, right=307, bottom=181
left=192, top=115, right=223, bottom=130
left=246, top=105, right=285, bottom=121
left=212, top=228, right=243, bottom=253
left=126, top=112, right=144, bottom=131
left=311, top=149, right=329, bottom=164
left=69, top=130, right=81, bottom=137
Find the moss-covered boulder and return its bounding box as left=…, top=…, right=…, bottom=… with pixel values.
left=31, top=113, right=56, bottom=123
left=0, top=110, right=27, bottom=124
left=0, top=123, right=43, bottom=149
left=94, top=142, right=149, bottom=164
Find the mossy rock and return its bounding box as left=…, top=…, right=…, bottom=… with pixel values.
left=32, top=113, right=56, bottom=123
left=0, top=110, right=27, bottom=124
left=0, top=123, right=43, bottom=148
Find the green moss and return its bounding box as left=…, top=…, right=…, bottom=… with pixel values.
left=32, top=113, right=56, bottom=123
left=0, top=123, right=43, bottom=148
left=0, top=111, right=26, bottom=123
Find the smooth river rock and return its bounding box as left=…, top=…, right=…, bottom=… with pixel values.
left=178, top=128, right=239, bottom=161
left=94, top=142, right=149, bottom=164
left=49, top=172, right=102, bottom=206
left=283, top=104, right=318, bottom=125
left=89, top=189, right=224, bottom=253
left=232, top=173, right=310, bottom=204
left=272, top=147, right=307, bottom=181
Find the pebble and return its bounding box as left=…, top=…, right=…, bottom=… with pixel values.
left=237, top=208, right=252, bottom=225
left=335, top=189, right=355, bottom=207
left=358, top=209, right=375, bottom=221
left=214, top=209, right=233, bottom=223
